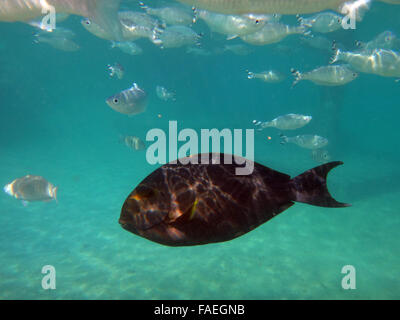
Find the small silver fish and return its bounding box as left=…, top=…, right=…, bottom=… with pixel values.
left=291, top=65, right=358, bottom=86
left=298, top=12, right=343, bottom=33
left=311, top=149, right=332, bottom=163
left=253, top=114, right=312, bottom=130
left=144, top=5, right=194, bottom=26
left=300, top=34, right=333, bottom=52
left=34, top=27, right=79, bottom=51
left=197, top=9, right=266, bottom=39
left=157, top=25, right=201, bottom=49
left=280, top=134, right=329, bottom=150
left=106, top=83, right=148, bottom=116
left=107, top=63, right=124, bottom=79
left=82, top=11, right=162, bottom=42
left=4, top=175, right=58, bottom=205
left=123, top=136, right=146, bottom=151
left=240, top=22, right=305, bottom=46
left=356, top=31, right=400, bottom=51
left=111, top=41, right=143, bottom=55
left=331, top=48, right=400, bottom=78
left=247, top=70, right=286, bottom=83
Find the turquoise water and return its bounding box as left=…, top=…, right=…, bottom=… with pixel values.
left=0, top=0, right=399, bottom=300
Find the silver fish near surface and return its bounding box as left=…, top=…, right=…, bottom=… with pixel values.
left=118, top=11, right=164, bottom=42
left=291, top=65, right=358, bottom=86
left=81, top=11, right=162, bottom=41
left=4, top=175, right=58, bottom=204
left=111, top=41, right=143, bottom=55
left=144, top=5, right=194, bottom=26
left=34, top=27, right=80, bottom=51
left=253, top=114, right=312, bottom=130
left=0, top=0, right=123, bottom=40
left=298, top=12, right=343, bottom=33
left=356, top=31, right=400, bottom=51
left=331, top=48, right=400, bottom=78
left=300, top=34, right=333, bottom=52
left=106, top=83, right=148, bottom=116
left=240, top=22, right=305, bottom=46
left=197, top=9, right=266, bottom=39
left=280, top=134, right=329, bottom=149
left=157, top=25, right=201, bottom=49
left=247, top=70, right=286, bottom=83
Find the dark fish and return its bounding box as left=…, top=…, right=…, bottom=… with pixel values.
left=120, top=153, right=349, bottom=246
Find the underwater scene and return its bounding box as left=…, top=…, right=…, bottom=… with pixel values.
left=0, top=0, right=399, bottom=300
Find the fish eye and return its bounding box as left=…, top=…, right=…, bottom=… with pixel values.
left=255, top=20, right=260, bottom=24
left=113, top=98, right=119, bottom=104
left=85, top=20, right=91, bottom=25
left=353, top=73, right=357, bottom=77
left=135, top=185, right=156, bottom=199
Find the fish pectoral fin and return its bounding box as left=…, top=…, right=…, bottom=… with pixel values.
left=169, top=198, right=199, bottom=223
left=226, top=34, right=238, bottom=40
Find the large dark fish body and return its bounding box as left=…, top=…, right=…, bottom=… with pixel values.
left=120, top=153, right=349, bottom=246
left=0, top=0, right=122, bottom=39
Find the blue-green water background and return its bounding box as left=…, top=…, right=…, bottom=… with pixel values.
left=0, top=0, right=399, bottom=299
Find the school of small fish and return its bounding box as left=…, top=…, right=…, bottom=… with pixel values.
left=1, top=0, right=400, bottom=206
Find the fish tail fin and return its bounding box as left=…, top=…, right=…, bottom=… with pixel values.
left=247, top=71, right=255, bottom=79
left=192, top=6, right=198, bottom=24
left=139, top=1, right=149, bottom=11
left=290, top=68, right=302, bottom=87
left=330, top=41, right=342, bottom=64
left=279, top=133, right=288, bottom=145
left=252, top=120, right=267, bottom=131
left=53, top=187, right=58, bottom=203
left=290, top=161, right=350, bottom=208
left=295, top=24, right=309, bottom=36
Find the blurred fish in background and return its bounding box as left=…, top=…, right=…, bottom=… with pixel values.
left=107, top=63, right=125, bottom=79
left=156, top=86, right=177, bottom=102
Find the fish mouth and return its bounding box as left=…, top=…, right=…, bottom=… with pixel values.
left=3, top=184, right=12, bottom=195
